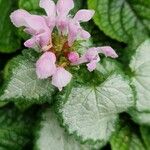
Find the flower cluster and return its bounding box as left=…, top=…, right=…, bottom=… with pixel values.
left=10, top=0, right=118, bottom=91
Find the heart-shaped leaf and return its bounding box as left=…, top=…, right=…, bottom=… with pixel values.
left=35, top=108, right=103, bottom=150
left=127, top=39, right=150, bottom=126
left=130, top=39, right=150, bottom=113
left=0, top=50, right=56, bottom=105
left=55, top=60, right=134, bottom=144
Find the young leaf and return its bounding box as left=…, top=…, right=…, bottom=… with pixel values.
left=129, top=39, right=150, bottom=112
left=0, top=0, right=21, bottom=53
left=110, top=123, right=146, bottom=150
left=0, top=105, right=37, bottom=150
left=0, top=50, right=56, bottom=104
left=55, top=60, right=134, bottom=144
left=35, top=108, right=103, bottom=150
left=88, top=0, right=150, bottom=43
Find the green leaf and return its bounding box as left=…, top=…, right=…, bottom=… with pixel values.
left=0, top=0, right=21, bottom=53
left=129, top=39, right=150, bottom=112
left=0, top=49, right=56, bottom=105
left=96, top=58, right=122, bottom=76
left=88, top=0, right=150, bottom=43
left=55, top=60, right=134, bottom=144
left=19, top=0, right=44, bottom=14
left=110, top=122, right=146, bottom=150
left=140, top=126, right=150, bottom=150
left=35, top=108, right=103, bottom=150
left=0, top=105, right=37, bottom=150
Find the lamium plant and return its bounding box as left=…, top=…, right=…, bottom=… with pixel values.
left=10, top=0, right=118, bottom=91
left=0, top=0, right=149, bottom=149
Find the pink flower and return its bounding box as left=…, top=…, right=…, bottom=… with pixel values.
left=68, top=9, right=95, bottom=46
left=56, top=0, right=74, bottom=34
left=36, top=52, right=72, bottom=91
left=10, top=0, right=94, bottom=49
left=55, top=0, right=95, bottom=45
left=39, top=0, right=56, bottom=29
left=10, top=0, right=118, bottom=91
left=73, top=46, right=118, bottom=72
left=10, top=9, right=51, bottom=50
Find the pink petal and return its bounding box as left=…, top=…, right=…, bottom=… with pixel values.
left=56, top=0, right=74, bottom=17
left=56, top=17, right=69, bottom=35
left=86, top=60, right=97, bottom=72
left=24, top=28, right=36, bottom=35
left=98, top=46, right=118, bottom=58
left=44, top=16, right=56, bottom=29
left=80, top=29, right=91, bottom=39
left=39, top=0, right=56, bottom=18
left=24, top=37, right=39, bottom=48
left=74, top=9, right=95, bottom=22
left=10, top=9, right=49, bottom=33
left=37, top=31, right=51, bottom=48
left=10, top=9, right=52, bottom=49
left=72, top=48, right=100, bottom=72
left=52, top=67, right=72, bottom=91
left=25, top=15, right=49, bottom=33
left=68, top=52, right=79, bottom=63
left=10, top=9, right=30, bottom=27
left=36, top=52, right=56, bottom=79
left=85, top=48, right=100, bottom=62
left=71, top=55, right=87, bottom=65
left=24, top=30, right=51, bottom=49
left=68, top=22, right=78, bottom=46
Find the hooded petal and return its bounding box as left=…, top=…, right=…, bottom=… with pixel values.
left=36, top=52, right=56, bottom=79
left=97, top=46, right=118, bottom=58
left=10, top=9, right=30, bottom=27
left=39, top=0, right=56, bottom=18
left=74, top=9, right=95, bottom=22
left=25, top=15, right=49, bottom=33
left=56, top=0, right=74, bottom=17
left=10, top=9, right=49, bottom=34
left=52, top=67, right=72, bottom=91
